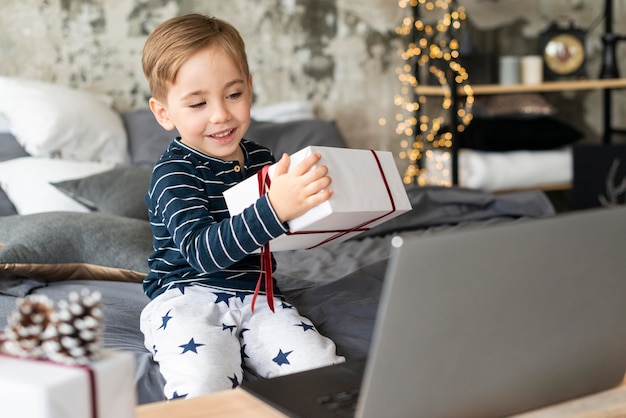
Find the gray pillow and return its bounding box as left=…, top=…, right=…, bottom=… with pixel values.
left=0, top=133, right=29, bottom=162
left=0, top=133, right=28, bottom=216
left=0, top=212, right=152, bottom=282
left=51, top=165, right=151, bottom=220
left=121, top=109, right=349, bottom=166
left=0, top=187, right=17, bottom=217
left=122, top=109, right=178, bottom=168
left=245, top=119, right=349, bottom=157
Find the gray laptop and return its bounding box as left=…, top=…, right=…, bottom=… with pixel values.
left=243, top=206, right=626, bottom=418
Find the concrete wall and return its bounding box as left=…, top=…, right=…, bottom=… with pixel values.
left=0, top=0, right=404, bottom=154
left=1, top=0, right=624, bottom=164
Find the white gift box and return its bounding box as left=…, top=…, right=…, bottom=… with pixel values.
left=224, top=146, right=412, bottom=251
left=0, top=350, right=135, bottom=418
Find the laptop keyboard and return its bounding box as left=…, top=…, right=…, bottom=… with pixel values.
left=315, top=388, right=361, bottom=417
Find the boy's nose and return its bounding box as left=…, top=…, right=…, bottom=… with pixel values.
left=209, top=103, right=232, bottom=124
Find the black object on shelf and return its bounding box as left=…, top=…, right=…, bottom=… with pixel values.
left=599, top=0, right=625, bottom=79
left=600, top=0, right=626, bottom=144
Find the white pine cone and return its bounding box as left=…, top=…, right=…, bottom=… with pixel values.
left=2, top=295, right=55, bottom=359
left=42, top=289, right=104, bottom=365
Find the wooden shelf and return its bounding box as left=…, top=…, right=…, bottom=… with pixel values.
left=416, top=78, right=626, bottom=96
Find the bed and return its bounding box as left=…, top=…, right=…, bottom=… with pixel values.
left=0, top=77, right=557, bottom=405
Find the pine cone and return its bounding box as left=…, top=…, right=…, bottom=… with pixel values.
left=42, top=289, right=104, bottom=365
left=2, top=295, right=55, bottom=359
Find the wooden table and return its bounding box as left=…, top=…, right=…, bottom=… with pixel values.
left=136, top=377, right=626, bottom=418
left=136, top=388, right=286, bottom=418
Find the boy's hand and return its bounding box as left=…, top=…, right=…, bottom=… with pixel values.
left=267, top=152, right=332, bottom=223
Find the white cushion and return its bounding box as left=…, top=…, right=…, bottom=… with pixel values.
left=458, top=148, right=573, bottom=191
left=250, top=101, right=314, bottom=123
left=0, top=77, right=128, bottom=163
left=0, top=157, right=115, bottom=214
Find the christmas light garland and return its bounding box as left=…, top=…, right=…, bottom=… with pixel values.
left=393, top=0, right=474, bottom=185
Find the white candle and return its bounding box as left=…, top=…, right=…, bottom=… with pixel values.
left=499, top=56, right=520, bottom=85
left=521, top=55, right=543, bottom=85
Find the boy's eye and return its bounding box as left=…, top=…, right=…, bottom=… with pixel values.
left=227, top=92, right=242, bottom=100
left=189, top=102, right=206, bottom=108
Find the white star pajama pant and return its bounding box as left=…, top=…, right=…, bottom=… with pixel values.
left=140, top=284, right=345, bottom=399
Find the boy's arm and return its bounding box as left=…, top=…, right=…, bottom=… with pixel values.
left=181, top=194, right=287, bottom=274
left=149, top=161, right=287, bottom=274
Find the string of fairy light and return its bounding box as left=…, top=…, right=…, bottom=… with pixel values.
left=390, top=0, right=474, bottom=185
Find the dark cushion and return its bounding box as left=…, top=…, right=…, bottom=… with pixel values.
left=0, top=212, right=152, bottom=282
left=472, top=93, right=557, bottom=119
left=51, top=165, right=151, bottom=220
left=458, top=116, right=583, bottom=151
left=573, top=144, right=626, bottom=210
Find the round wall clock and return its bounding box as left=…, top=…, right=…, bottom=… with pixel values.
left=539, top=23, right=587, bottom=80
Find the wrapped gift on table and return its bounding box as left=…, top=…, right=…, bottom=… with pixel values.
left=0, top=349, right=135, bottom=418
left=1, top=290, right=134, bottom=418
left=224, top=145, right=412, bottom=251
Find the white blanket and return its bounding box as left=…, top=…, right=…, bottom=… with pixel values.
left=424, top=147, right=573, bottom=191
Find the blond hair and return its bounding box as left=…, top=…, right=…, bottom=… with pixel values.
left=142, top=14, right=250, bottom=102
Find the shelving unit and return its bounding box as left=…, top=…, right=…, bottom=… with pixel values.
left=418, top=78, right=626, bottom=187
left=408, top=0, right=625, bottom=190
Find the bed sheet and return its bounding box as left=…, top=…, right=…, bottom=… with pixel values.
left=0, top=185, right=556, bottom=404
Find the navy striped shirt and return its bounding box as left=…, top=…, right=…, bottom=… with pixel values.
left=143, top=138, right=288, bottom=300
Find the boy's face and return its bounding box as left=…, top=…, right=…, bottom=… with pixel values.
left=149, top=45, right=252, bottom=163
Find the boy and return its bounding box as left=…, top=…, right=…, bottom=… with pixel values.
left=139, top=14, right=344, bottom=399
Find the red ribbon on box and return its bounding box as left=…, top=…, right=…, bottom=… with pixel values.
left=251, top=164, right=274, bottom=313
left=250, top=150, right=396, bottom=313
left=0, top=352, right=99, bottom=418
left=297, top=150, right=396, bottom=248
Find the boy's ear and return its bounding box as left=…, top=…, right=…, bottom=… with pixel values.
left=149, top=97, right=176, bottom=131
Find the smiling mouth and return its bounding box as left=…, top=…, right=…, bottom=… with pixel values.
left=210, top=128, right=235, bottom=139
